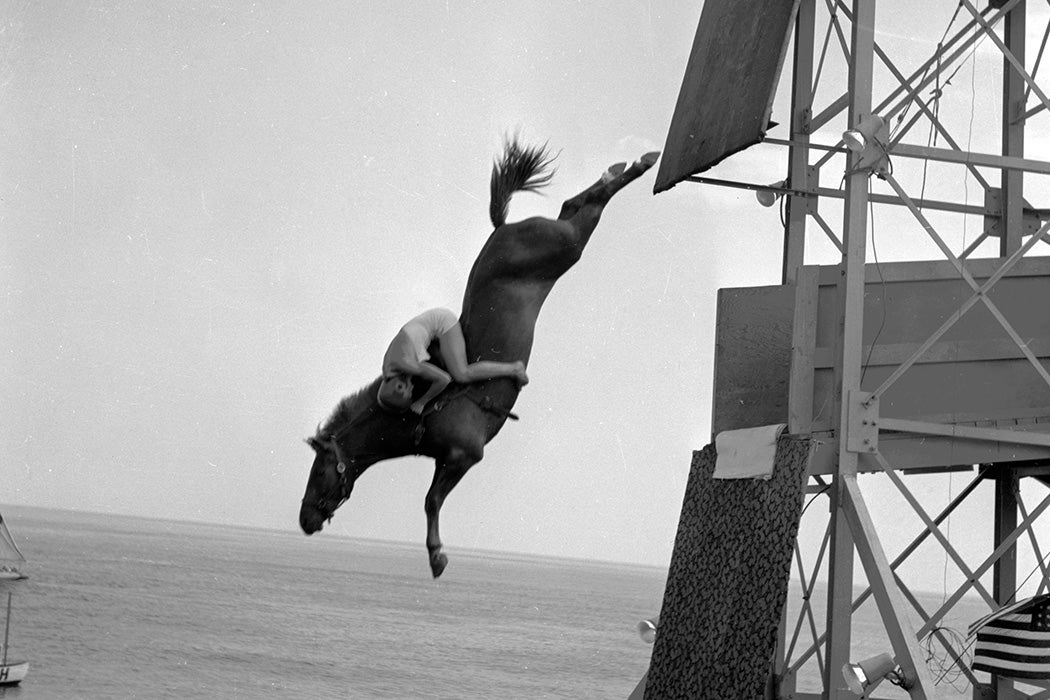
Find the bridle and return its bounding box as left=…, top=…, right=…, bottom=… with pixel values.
left=311, top=437, right=352, bottom=523
left=307, top=416, right=392, bottom=523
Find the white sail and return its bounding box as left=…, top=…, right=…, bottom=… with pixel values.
left=0, top=514, right=26, bottom=581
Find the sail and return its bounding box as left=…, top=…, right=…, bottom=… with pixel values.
left=0, top=514, right=26, bottom=581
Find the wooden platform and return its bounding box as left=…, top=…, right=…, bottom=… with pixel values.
left=712, top=256, right=1050, bottom=474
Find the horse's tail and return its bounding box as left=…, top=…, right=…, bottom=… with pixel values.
left=489, top=136, right=556, bottom=228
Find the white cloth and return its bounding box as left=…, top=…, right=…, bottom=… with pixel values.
left=713, top=424, right=787, bottom=480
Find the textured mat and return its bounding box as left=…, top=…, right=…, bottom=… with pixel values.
left=644, top=437, right=812, bottom=699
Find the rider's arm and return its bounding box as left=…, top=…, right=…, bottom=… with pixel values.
left=410, top=362, right=451, bottom=414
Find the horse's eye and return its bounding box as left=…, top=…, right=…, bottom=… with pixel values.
left=336, top=462, right=346, bottom=474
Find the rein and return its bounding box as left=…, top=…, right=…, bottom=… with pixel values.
left=427, top=384, right=520, bottom=422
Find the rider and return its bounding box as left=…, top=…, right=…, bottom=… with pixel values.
left=377, top=307, right=528, bottom=414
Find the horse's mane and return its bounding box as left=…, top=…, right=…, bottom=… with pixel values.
left=316, top=377, right=382, bottom=439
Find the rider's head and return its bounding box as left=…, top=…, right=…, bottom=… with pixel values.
left=377, top=373, right=413, bottom=412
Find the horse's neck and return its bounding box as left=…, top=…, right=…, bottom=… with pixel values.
left=342, top=400, right=420, bottom=465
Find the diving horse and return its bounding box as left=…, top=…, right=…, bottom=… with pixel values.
left=299, top=138, right=659, bottom=577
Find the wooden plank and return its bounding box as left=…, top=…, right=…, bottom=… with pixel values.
left=879, top=417, right=1050, bottom=448
left=807, top=431, right=1050, bottom=475
left=789, top=267, right=819, bottom=434
left=814, top=255, right=1050, bottom=285
left=812, top=338, right=1050, bottom=368
left=711, top=285, right=795, bottom=437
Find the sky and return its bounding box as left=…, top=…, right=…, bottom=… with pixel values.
left=3, top=1, right=1050, bottom=589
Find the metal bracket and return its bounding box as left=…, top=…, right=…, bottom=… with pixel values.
left=847, top=390, right=879, bottom=454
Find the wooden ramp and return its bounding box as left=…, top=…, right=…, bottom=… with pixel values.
left=644, top=437, right=812, bottom=699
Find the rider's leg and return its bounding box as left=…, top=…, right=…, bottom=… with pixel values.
left=438, top=323, right=528, bottom=385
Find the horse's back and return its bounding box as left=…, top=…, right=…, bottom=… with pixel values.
left=471, top=217, right=581, bottom=283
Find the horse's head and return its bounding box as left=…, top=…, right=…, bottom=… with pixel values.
left=299, top=434, right=356, bottom=535
left=299, top=381, right=421, bottom=535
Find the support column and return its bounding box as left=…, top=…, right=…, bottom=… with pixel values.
left=782, top=0, right=816, bottom=285
left=993, top=5, right=1024, bottom=697
left=992, top=472, right=1020, bottom=699
left=825, top=2, right=875, bottom=697
left=999, top=0, right=1025, bottom=258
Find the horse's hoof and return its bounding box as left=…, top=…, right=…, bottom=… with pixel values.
left=430, top=551, right=448, bottom=578
left=601, top=162, right=627, bottom=183
left=636, top=151, right=660, bottom=169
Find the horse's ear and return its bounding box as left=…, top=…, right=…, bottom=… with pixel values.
left=305, top=436, right=323, bottom=453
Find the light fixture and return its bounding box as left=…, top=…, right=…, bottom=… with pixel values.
left=842, top=652, right=912, bottom=695
left=756, top=180, right=786, bottom=207
left=637, top=616, right=659, bottom=644
left=843, top=114, right=888, bottom=153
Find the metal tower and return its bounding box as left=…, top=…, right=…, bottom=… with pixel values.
left=654, top=1, right=1050, bottom=697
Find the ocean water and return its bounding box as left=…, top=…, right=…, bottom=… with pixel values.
left=0, top=506, right=664, bottom=699
left=0, top=506, right=1003, bottom=699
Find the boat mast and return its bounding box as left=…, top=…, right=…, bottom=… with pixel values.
left=2, top=591, right=10, bottom=667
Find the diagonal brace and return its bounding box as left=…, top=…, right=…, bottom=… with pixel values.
left=841, top=475, right=934, bottom=697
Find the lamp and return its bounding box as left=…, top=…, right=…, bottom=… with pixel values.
left=842, top=114, right=888, bottom=153
left=637, top=617, right=659, bottom=644
left=756, top=180, right=786, bottom=207
left=842, top=652, right=912, bottom=695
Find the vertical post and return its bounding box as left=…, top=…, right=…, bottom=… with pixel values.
left=824, top=2, right=875, bottom=697
left=993, top=5, right=1024, bottom=698
left=1000, top=0, right=1025, bottom=258
left=777, top=7, right=816, bottom=695
left=993, top=472, right=1019, bottom=698
left=783, top=0, right=816, bottom=285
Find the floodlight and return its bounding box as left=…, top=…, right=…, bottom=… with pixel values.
left=756, top=180, right=786, bottom=207
left=637, top=617, right=658, bottom=644
left=842, top=652, right=907, bottom=695
left=843, top=114, right=888, bottom=153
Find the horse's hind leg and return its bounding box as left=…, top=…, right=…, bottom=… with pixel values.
left=558, top=151, right=659, bottom=220
left=424, top=450, right=477, bottom=578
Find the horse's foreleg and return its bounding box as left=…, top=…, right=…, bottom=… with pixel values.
left=424, top=453, right=476, bottom=578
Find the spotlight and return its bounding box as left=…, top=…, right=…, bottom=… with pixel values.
left=842, top=652, right=911, bottom=695
left=637, top=617, right=658, bottom=644
left=756, top=180, right=786, bottom=208
left=843, top=114, right=888, bottom=154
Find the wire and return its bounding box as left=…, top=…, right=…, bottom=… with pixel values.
left=923, top=625, right=973, bottom=692
left=799, top=483, right=832, bottom=519
left=924, top=543, right=1050, bottom=693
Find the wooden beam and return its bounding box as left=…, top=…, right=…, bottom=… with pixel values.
left=877, top=418, right=1050, bottom=448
